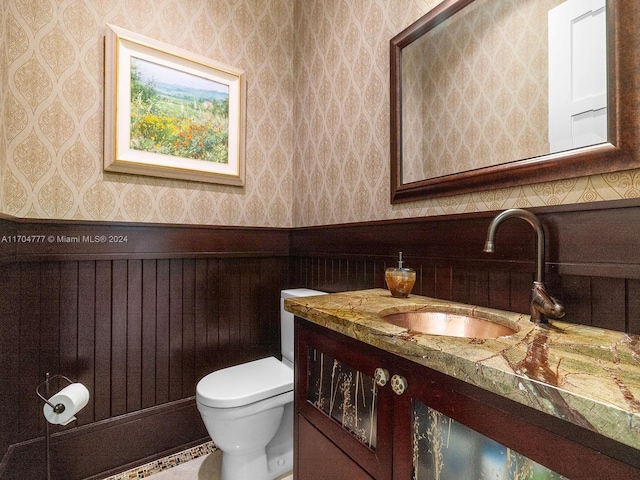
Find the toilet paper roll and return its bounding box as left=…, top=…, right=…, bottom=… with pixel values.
left=43, top=383, right=90, bottom=426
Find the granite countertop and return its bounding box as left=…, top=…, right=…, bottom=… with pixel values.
left=285, top=288, right=640, bottom=451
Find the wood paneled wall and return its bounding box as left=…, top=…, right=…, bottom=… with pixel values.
left=2, top=199, right=640, bottom=479
left=0, top=216, right=290, bottom=480
left=290, top=200, right=640, bottom=334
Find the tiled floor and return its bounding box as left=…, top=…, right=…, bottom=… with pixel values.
left=103, top=442, right=215, bottom=479
left=144, top=450, right=292, bottom=480
left=105, top=444, right=293, bottom=480
left=143, top=452, right=215, bottom=479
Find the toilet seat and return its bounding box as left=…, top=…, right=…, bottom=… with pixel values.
left=196, top=357, right=293, bottom=409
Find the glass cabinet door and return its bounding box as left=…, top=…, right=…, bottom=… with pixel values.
left=295, top=320, right=394, bottom=480
left=412, top=401, right=567, bottom=480
left=307, top=348, right=379, bottom=449
left=392, top=358, right=635, bottom=480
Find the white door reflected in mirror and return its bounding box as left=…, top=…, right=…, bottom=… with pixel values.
left=548, top=0, right=607, bottom=152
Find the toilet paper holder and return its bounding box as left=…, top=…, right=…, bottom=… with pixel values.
left=35, top=373, right=74, bottom=415
left=36, top=372, right=77, bottom=480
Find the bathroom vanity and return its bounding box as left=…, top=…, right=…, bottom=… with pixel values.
left=287, top=290, right=640, bottom=479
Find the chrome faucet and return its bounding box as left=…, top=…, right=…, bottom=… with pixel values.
left=483, top=209, right=565, bottom=323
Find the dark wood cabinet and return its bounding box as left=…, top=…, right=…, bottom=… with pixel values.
left=294, top=317, right=394, bottom=479
left=294, top=318, right=640, bottom=480
left=297, top=416, right=375, bottom=479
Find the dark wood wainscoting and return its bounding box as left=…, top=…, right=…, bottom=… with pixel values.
left=290, top=200, right=640, bottom=334
left=0, top=216, right=290, bottom=480
left=2, top=199, right=640, bottom=479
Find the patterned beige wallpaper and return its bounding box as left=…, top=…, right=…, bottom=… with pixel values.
left=402, top=0, right=563, bottom=183
left=3, top=0, right=295, bottom=226
left=2, top=0, right=640, bottom=228
left=292, top=0, right=640, bottom=227
left=1, top=2, right=8, bottom=212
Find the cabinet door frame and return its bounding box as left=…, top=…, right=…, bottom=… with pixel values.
left=295, top=318, right=394, bottom=480
left=392, top=354, right=640, bottom=480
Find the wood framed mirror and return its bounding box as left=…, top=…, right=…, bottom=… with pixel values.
left=390, top=0, right=639, bottom=203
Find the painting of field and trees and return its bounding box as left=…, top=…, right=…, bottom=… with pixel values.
left=129, top=57, right=230, bottom=163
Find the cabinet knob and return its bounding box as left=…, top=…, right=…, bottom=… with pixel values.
left=374, top=367, right=390, bottom=387
left=390, top=374, right=408, bottom=395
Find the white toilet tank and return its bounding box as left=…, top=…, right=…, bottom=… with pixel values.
left=280, top=289, right=326, bottom=366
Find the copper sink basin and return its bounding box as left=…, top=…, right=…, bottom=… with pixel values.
left=380, top=310, right=518, bottom=339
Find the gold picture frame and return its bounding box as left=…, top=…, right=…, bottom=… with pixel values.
left=104, top=24, right=246, bottom=186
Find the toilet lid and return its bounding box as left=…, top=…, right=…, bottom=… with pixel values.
left=196, top=357, right=293, bottom=408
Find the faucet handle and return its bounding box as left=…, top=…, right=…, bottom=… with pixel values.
left=546, top=295, right=565, bottom=318
left=531, top=282, right=565, bottom=322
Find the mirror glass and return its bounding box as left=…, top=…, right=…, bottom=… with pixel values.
left=396, top=0, right=609, bottom=188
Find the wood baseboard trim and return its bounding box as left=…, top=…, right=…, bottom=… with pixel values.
left=0, top=398, right=208, bottom=480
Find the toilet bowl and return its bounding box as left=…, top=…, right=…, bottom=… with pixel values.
left=196, top=288, right=326, bottom=480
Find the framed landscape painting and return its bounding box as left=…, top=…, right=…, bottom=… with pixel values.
left=104, top=24, right=246, bottom=186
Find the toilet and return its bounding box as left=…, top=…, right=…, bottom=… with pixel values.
left=196, top=288, right=326, bottom=480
